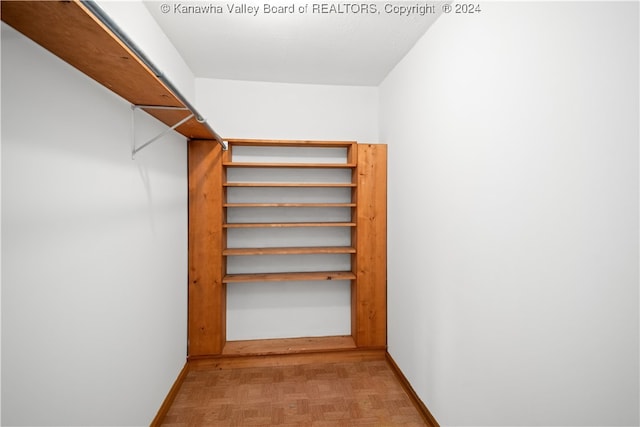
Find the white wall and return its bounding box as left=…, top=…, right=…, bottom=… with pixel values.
left=196, top=78, right=378, bottom=141
left=1, top=24, right=188, bottom=426
left=380, top=2, right=639, bottom=426
left=196, top=78, right=378, bottom=340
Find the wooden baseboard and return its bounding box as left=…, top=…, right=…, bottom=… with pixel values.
left=149, top=361, right=190, bottom=427
left=385, top=352, right=440, bottom=427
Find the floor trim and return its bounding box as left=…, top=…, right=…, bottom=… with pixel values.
left=150, top=361, right=190, bottom=427
left=385, top=352, right=440, bottom=427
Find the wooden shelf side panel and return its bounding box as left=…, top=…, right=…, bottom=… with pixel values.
left=354, top=144, right=388, bottom=348
left=188, top=140, right=225, bottom=356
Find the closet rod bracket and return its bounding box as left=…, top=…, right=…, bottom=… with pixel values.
left=131, top=104, right=192, bottom=159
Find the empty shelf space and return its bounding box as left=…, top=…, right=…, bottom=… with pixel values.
left=223, top=162, right=356, bottom=169
left=222, top=335, right=357, bottom=356
left=223, top=271, right=356, bottom=283
left=223, top=246, right=356, bottom=256
left=224, top=182, right=356, bottom=188
left=223, top=222, right=356, bottom=228
left=224, top=203, right=356, bottom=208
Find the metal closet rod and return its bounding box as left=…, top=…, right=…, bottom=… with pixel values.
left=80, top=0, right=227, bottom=150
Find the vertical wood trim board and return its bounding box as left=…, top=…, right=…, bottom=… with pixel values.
left=188, top=140, right=225, bottom=356
left=354, top=144, right=388, bottom=347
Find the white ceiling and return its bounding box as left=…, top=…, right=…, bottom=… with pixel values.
left=144, top=1, right=442, bottom=86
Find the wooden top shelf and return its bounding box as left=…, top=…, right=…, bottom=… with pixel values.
left=1, top=1, right=218, bottom=140
left=223, top=222, right=356, bottom=228
left=224, top=182, right=356, bottom=188
left=225, top=139, right=357, bottom=148
left=223, top=162, right=356, bottom=169
left=223, top=271, right=356, bottom=283
left=223, top=246, right=356, bottom=256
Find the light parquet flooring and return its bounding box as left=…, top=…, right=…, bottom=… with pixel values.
left=161, top=359, right=427, bottom=426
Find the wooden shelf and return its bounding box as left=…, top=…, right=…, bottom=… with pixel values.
left=223, top=222, right=356, bottom=228
left=223, top=271, right=356, bottom=283
left=223, top=162, right=356, bottom=169
left=224, top=203, right=356, bottom=208
left=224, top=246, right=356, bottom=256
left=222, top=336, right=357, bottom=356
left=224, top=139, right=357, bottom=148
left=224, top=182, right=356, bottom=188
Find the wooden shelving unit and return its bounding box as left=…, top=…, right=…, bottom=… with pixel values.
left=188, top=138, right=387, bottom=357
left=220, top=139, right=358, bottom=287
